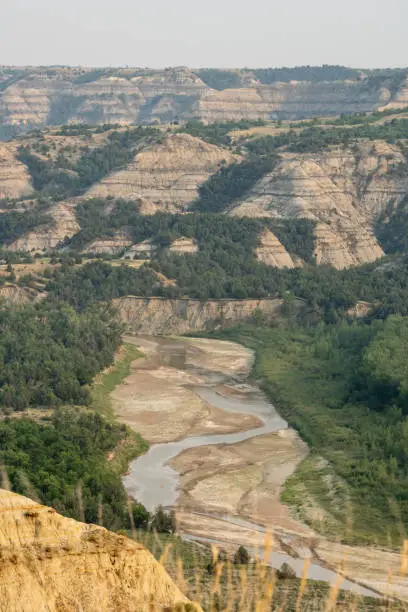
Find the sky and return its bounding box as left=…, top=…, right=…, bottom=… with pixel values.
left=1, top=0, right=407, bottom=69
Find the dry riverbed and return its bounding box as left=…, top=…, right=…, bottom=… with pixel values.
left=112, top=337, right=261, bottom=443
left=114, top=335, right=408, bottom=601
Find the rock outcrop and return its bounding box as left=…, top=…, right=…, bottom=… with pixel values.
left=0, top=489, right=195, bottom=612
left=0, top=143, right=33, bottom=199
left=86, top=133, right=235, bottom=213
left=115, top=297, right=282, bottom=335
left=123, top=239, right=157, bottom=259
left=230, top=141, right=408, bottom=268
left=86, top=231, right=133, bottom=254
left=255, top=230, right=295, bottom=268
left=169, top=237, right=198, bottom=254
left=8, top=201, right=80, bottom=252
left=379, top=76, right=408, bottom=111
left=0, top=284, right=46, bottom=305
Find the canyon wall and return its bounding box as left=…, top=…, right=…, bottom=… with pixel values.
left=0, top=67, right=406, bottom=135
left=114, top=297, right=282, bottom=335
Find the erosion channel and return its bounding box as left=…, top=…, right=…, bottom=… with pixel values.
left=115, top=336, right=383, bottom=599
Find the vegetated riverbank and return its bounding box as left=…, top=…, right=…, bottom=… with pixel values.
left=208, top=321, right=408, bottom=600
left=91, top=342, right=148, bottom=475
left=216, top=322, right=408, bottom=548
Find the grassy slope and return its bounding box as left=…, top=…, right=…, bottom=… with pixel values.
left=90, top=342, right=148, bottom=475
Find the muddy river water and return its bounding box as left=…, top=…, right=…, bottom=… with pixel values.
left=123, top=385, right=287, bottom=509
left=118, top=336, right=385, bottom=599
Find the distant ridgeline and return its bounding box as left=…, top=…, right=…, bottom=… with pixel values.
left=0, top=65, right=408, bottom=137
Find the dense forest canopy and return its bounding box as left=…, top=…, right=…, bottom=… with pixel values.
left=376, top=197, right=408, bottom=254
left=0, top=410, right=133, bottom=529
left=66, top=201, right=316, bottom=263
left=194, top=157, right=278, bottom=213
left=251, top=65, right=361, bottom=84
left=0, top=301, right=121, bottom=409
left=196, top=66, right=362, bottom=89
left=243, top=119, right=408, bottom=155
left=0, top=208, right=51, bottom=246
left=42, top=249, right=408, bottom=322
left=46, top=260, right=161, bottom=308
left=179, top=119, right=266, bottom=146
left=196, top=69, right=243, bottom=90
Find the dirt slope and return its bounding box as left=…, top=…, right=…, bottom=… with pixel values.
left=0, top=489, right=197, bottom=612
left=0, top=143, right=33, bottom=200
left=86, top=133, right=236, bottom=213
left=255, top=229, right=295, bottom=268
left=230, top=141, right=408, bottom=268
left=8, top=201, right=80, bottom=252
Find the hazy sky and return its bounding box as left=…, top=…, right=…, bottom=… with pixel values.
left=1, top=0, right=407, bottom=68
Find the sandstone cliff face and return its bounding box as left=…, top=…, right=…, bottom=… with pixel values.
left=86, top=133, right=235, bottom=213
left=114, top=297, right=282, bottom=335
left=0, top=68, right=209, bottom=132
left=0, top=143, right=33, bottom=199
left=3, top=78, right=54, bottom=128
left=255, top=230, right=295, bottom=268
left=230, top=141, right=408, bottom=268
left=86, top=231, right=133, bottom=254
left=0, top=489, right=195, bottom=612
left=0, top=66, right=405, bottom=134
left=379, top=76, right=408, bottom=111
left=195, top=88, right=272, bottom=122
left=195, top=81, right=391, bottom=122
left=0, top=284, right=46, bottom=305
left=169, top=237, right=198, bottom=254
left=8, top=202, right=80, bottom=252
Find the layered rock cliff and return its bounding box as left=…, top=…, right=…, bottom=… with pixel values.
left=86, top=133, right=235, bottom=213
left=114, top=297, right=282, bottom=334
left=86, top=231, right=133, bottom=254
left=0, top=489, right=195, bottom=612
left=0, top=118, right=407, bottom=268
left=0, top=284, right=46, bottom=305
left=0, top=66, right=406, bottom=134
left=196, top=81, right=392, bottom=122
left=230, top=140, right=408, bottom=268
left=9, top=201, right=80, bottom=252
left=0, top=143, right=33, bottom=200
left=169, top=236, right=198, bottom=254
left=255, top=229, right=295, bottom=268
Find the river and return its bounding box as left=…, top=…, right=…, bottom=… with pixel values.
left=119, top=336, right=380, bottom=599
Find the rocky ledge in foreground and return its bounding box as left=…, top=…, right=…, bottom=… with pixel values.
left=0, top=489, right=198, bottom=612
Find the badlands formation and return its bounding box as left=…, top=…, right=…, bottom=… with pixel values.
left=1, top=66, right=408, bottom=131
left=0, top=489, right=196, bottom=611
left=86, top=133, right=236, bottom=213
left=0, top=123, right=407, bottom=268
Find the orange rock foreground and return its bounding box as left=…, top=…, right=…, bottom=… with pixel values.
left=0, top=489, right=199, bottom=612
